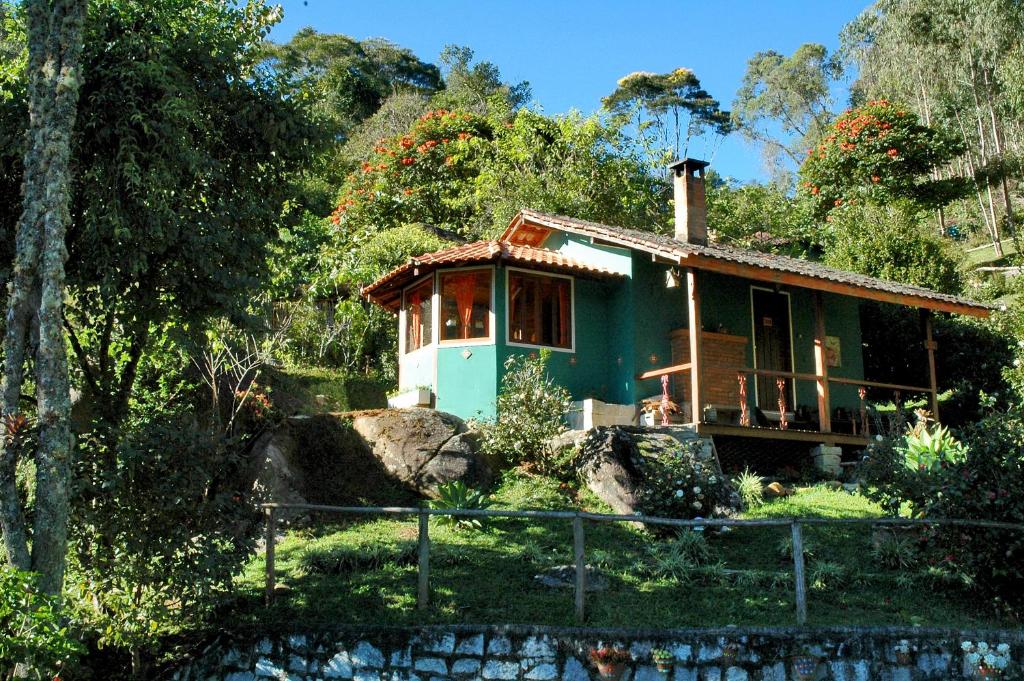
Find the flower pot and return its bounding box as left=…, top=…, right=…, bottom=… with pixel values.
left=655, top=661, right=673, bottom=673
left=595, top=662, right=627, bottom=680
left=976, top=667, right=1002, bottom=679
left=895, top=651, right=913, bottom=665
left=791, top=655, right=819, bottom=681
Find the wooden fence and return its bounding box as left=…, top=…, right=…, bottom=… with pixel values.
left=261, top=503, right=1024, bottom=626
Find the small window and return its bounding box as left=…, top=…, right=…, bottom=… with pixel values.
left=403, top=278, right=433, bottom=353
left=439, top=269, right=492, bottom=342
left=508, top=271, right=572, bottom=349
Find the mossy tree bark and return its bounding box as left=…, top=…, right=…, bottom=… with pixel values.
left=0, top=0, right=86, bottom=596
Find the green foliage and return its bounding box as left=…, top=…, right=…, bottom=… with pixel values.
left=68, top=420, right=260, bottom=666
left=799, top=100, right=967, bottom=216
left=872, top=534, right=918, bottom=570
left=429, top=481, right=494, bottom=531
left=0, top=566, right=82, bottom=677
left=808, top=561, right=847, bottom=592
left=298, top=541, right=417, bottom=576
left=903, top=423, right=967, bottom=472
left=481, top=352, right=571, bottom=470
left=860, top=409, right=1024, bottom=613
left=732, top=468, right=764, bottom=510
left=603, top=67, right=732, bottom=163
left=641, top=532, right=719, bottom=582
left=706, top=176, right=817, bottom=254
left=777, top=535, right=816, bottom=564
left=633, top=443, right=736, bottom=520
left=820, top=203, right=964, bottom=294
left=732, top=43, right=841, bottom=175
left=432, top=44, right=531, bottom=114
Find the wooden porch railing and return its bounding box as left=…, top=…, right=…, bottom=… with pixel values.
left=261, top=502, right=1024, bottom=627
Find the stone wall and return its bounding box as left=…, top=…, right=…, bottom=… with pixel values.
left=172, top=625, right=1023, bottom=681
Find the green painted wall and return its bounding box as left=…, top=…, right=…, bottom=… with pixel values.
left=435, top=343, right=498, bottom=419
left=398, top=347, right=435, bottom=393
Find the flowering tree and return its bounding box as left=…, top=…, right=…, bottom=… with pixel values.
left=798, top=100, right=967, bottom=217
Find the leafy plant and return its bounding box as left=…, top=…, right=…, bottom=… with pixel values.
left=777, top=535, right=816, bottom=564
left=0, top=567, right=82, bottom=678
left=643, top=532, right=719, bottom=582
left=480, top=351, right=572, bottom=471
left=872, top=535, right=917, bottom=570
left=631, top=440, right=737, bottom=520
left=429, top=481, right=493, bottom=530
left=808, top=561, right=846, bottom=592
left=903, top=424, right=967, bottom=472
left=298, top=542, right=417, bottom=575
left=732, top=467, right=764, bottom=509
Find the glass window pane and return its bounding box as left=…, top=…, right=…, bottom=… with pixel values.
left=439, top=269, right=492, bottom=341
left=508, top=271, right=572, bottom=349
left=404, top=279, right=433, bottom=353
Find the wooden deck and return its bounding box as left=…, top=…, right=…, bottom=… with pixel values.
left=693, top=422, right=871, bottom=447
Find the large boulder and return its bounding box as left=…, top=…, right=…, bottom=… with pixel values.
left=350, top=408, right=494, bottom=495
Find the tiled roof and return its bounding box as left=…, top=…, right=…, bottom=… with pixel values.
left=361, top=239, right=624, bottom=310
left=505, top=209, right=990, bottom=317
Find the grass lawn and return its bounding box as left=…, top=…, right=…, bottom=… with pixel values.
left=229, top=470, right=1007, bottom=631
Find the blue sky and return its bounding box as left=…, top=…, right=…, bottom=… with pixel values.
left=269, top=1, right=866, bottom=183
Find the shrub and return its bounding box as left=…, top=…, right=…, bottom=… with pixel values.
left=481, top=351, right=571, bottom=470
left=860, top=409, right=1024, bottom=614
left=732, top=467, right=764, bottom=509
left=777, top=535, right=816, bottom=564
left=633, top=441, right=736, bottom=520
left=429, top=481, right=494, bottom=530
left=642, top=531, right=719, bottom=582
left=0, top=567, right=82, bottom=677
left=808, top=561, right=846, bottom=592
left=299, top=542, right=417, bottom=575
left=872, top=535, right=918, bottom=570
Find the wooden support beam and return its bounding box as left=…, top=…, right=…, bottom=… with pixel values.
left=264, top=507, right=276, bottom=606
left=813, top=291, right=831, bottom=434
left=636, top=362, right=691, bottom=381
left=417, top=510, right=430, bottom=609
left=573, top=515, right=586, bottom=623
left=923, top=310, right=940, bottom=421
left=686, top=269, right=704, bottom=424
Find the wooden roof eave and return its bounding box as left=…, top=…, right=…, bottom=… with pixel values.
left=678, top=252, right=991, bottom=318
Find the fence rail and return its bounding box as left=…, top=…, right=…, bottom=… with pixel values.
left=261, top=503, right=1024, bottom=626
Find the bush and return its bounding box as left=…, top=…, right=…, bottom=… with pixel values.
left=859, top=409, right=1024, bottom=614
left=0, top=567, right=82, bottom=677
left=633, top=441, right=736, bottom=520
left=481, top=351, right=571, bottom=470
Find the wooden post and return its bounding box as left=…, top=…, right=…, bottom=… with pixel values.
left=686, top=268, right=704, bottom=424
left=813, top=291, right=831, bottom=433
left=791, top=521, right=808, bottom=625
left=264, top=506, right=276, bottom=606
left=573, top=515, right=586, bottom=623
left=418, top=509, right=430, bottom=610
left=923, top=310, right=940, bottom=422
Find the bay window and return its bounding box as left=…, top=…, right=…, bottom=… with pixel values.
left=439, top=269, right=492, bottom=342
left=403, top=278, right=433, bottom=353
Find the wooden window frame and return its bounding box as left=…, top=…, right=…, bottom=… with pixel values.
left=505, top=266, right=576, bottom=353
left=400, top=274, right=436, bottom=355
left=437, top=265, right=496, bottom=347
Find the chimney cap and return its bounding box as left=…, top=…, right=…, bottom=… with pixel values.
left=667, top=157, right=710, bottom=174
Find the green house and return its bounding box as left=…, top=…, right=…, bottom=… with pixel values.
left=363, top=159, right=988, bottom=451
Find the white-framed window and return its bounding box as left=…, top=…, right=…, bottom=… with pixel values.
left=506, top=268, right=575, bottom=352
left=402, top=276, right=434, bottom=354
left=438, top=267, right=494, bottom=344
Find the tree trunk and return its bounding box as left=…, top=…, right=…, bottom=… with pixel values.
left=0, top=0, right=87, bottom=600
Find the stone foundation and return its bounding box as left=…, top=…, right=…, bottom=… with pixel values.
left=171, top=625, right=1023, bottom=681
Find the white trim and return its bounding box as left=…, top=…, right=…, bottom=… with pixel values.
left=436, top=264, right=497, bottom=347
left=749, top=285, right=797, bottom=408
left=504, top=266, right=577, bottom=353
left=400, top=273, right=436, bottom=356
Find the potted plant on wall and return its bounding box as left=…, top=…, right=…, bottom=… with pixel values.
left=589, top=647, right=632, bottom=680
left=651, top=648, right=674, bottom=673
left=894, top=640, right=916, bottom=666
left=962, top=641, right=1011, bottom=678
left=790, top=646, right=820, bottom=681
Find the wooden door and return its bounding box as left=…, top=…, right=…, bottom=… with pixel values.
left=752, top=288, right=795, bottom=409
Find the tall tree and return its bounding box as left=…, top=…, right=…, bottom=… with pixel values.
left=602, top=67, right=732, bottom=165
left=431, top=44, right=531, bottom=114
left=0, top=0, right=86, bottom=600
left=732, top=43, right=841, bottom=180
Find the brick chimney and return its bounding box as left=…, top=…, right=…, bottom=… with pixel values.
left=669, top=158, right=710, bottom=245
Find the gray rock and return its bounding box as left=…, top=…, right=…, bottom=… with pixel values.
left=288, top=635, right=307, bottom=651
left=324, top=651, right=354, bottom=679
left=352, top=641, right=386, bottom=669
left=487, top=636, right=513, bottom=656
left=390, top=647, right=413, bottom=669
left=724, top=668, right=747, bottom=681
left=420, top=633, right=457, bottom=655
left=455, top=635, right=485, bottom=657
left=483, top=660, right=521, bottom=680
left=633, top=665, right=664, bottom=681
left=525, top=663, right=559, bottom=680
left=225, top=673, right=256, bottom=681
left=670, top=645, right=692, bottom=663
left=257, top=639, right=274, bottom=655
left=287, top=655, right=308, bottom=673
left=452, top=659, right=482, bottom=676
left=562, top=657, right=591, bottom=681
left=254, top=658, right=283, bottom=678
left=673, top=669, right=698, bottom=681
left=354, top=672, right=381, bottom=681
left=413, top=658, right=448, bottom=675
left=387, top=674, right=422, bottom=681
left=917, top=653, right=950, bottom=676
left=756, top=662, right=785, bottom=681
left=700, top=667, right=721, bottom=681
left=520, top=635, right=557, bottom=660
left=221, top=649, right=248, bottom=669
left=534, top=565, right=608, bottom=591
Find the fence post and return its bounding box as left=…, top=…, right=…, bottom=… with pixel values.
left=791, top=520, right=807, bottom=625
left=573, top=514, right=586, bottom=623
left=418, top=509, right=430, bottom=610
left=265, top=506, right=276, bottom=606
